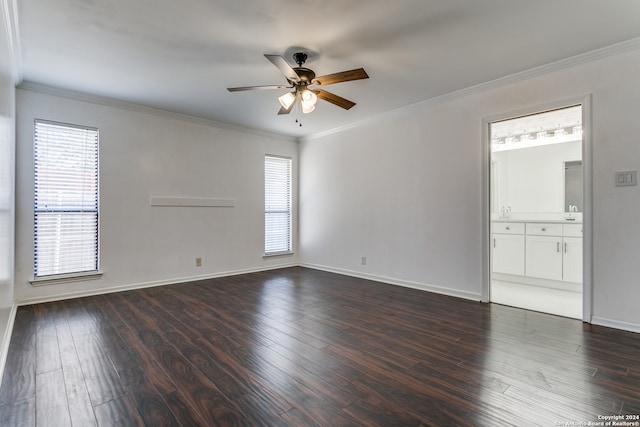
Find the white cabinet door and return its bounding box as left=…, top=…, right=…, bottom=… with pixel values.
left=526, top=235, right=563, bottom=280
left=492, top=234, right=525, bottom=275
left=563, top=237, right=583, bottom=283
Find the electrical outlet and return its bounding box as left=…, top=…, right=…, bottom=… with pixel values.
left=361, top=256, right=367, bottom=265
left=195, top=257, right=202, bottom=267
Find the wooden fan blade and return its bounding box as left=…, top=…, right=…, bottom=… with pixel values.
left=313, top=68, right=369, bottom=86
left=314, top=90, right=356, bottom=110
left=227, top=85, right=291, bottom=92
left=264, top=54, right=300, bottom=83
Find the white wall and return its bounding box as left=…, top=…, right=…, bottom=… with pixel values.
left=300, top=105, right=483, bottom=300
left=0, top=0, right=16, bottom=309
left=299, top=46, right=640, bottom=332
left=0, top=73, right=15, bottom=311
left=15, top=88, right=298, bottom=303
left=0, top=0, right=18, bottom=384
left=0, top=75, right=14, bottom=389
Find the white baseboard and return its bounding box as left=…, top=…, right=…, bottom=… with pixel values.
left=0, top=304, right=18, bottom=388
left=300, top=262, right=482, bottom=302
left=15, top=262, right=298, bottom=306
left=591, top=316, right=640, bottom=334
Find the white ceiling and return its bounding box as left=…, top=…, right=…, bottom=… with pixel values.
left=16, top=0, right=640, bottom=138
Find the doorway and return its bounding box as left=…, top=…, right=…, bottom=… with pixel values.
left=487, top=104, right=587, bottom=319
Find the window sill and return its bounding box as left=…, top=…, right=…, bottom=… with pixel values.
left=30, top=271, right=103, bottom=287
left=263, top=251, right=295, bottom=258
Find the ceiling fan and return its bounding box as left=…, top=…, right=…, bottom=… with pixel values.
left=227, top=52, right=369, bottom=115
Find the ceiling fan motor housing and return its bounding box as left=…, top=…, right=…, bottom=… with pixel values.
left=291, top=68, right=316, bottom=85
left=289, top=52, right=316, bottom=86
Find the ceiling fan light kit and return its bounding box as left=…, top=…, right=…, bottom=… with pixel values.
left=227, top=52, right=369, bottom=118
left=277, top=88, right=318, bottom=115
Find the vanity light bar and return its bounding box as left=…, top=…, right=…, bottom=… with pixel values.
left=491, top=124, right=582, bottom=151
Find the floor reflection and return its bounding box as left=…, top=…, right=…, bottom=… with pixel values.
left=250, top=276, right=302, bottom=389
left=479, top=305, right=603, bottom=425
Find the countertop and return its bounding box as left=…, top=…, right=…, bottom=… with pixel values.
left=492, top=218, right=582, bottom=224
left=491, top=216, right=582, bottom=224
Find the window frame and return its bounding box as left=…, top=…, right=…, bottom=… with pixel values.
left=264, top=155, right=293, bottom=256
left=31, top=119, right=101, bottom=285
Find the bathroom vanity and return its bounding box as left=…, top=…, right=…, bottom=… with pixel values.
left=492, top=219, right=582, bottom=291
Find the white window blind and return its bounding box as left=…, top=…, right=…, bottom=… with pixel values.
left=265, top=155, right=292, bottom=255
left=34, top=120, right=99, bottom=278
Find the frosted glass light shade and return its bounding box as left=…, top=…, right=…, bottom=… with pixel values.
left=301, top=102, right=315, bottom=114
left=300, top=90, right=317, bottom=114
left=278, top=92, right=296, bottom=109
left=301, top=90, right=317, bottom=105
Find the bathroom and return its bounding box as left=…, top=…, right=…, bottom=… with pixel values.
left=489, top=104, right=584, bottom=319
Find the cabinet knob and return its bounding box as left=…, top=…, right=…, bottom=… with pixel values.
left=542, top=228, right=546, bottom=231
left=505, top=227, right=510, bottom=230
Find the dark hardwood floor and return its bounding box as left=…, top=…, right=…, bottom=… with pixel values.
left=1, top=267, right=639, bottom=426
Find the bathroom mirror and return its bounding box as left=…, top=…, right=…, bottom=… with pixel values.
left=490, top=105, right=583, bottom=215
left=564, top=160, right=583, bottom=212
left=491, top=141, right=582, bottom=213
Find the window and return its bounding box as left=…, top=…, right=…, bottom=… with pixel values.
left=34, top=120, right=99, bottom=278
left=264, top=155, right=292, bottom=255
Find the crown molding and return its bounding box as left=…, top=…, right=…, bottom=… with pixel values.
left=17, top=81, right=298, bottom=142
left=1, top=0, right=22, bottom=83
left=302, top=37, right=640, bottom=142
left=16, top=35, right=640, bottom=144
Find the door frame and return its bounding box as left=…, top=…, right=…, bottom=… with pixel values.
left=481, top=94, right=593, bottom=323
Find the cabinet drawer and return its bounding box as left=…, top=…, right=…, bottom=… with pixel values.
left=563, top=224, right=583, bottom=237
left=526, top=223, right=562, bottom=236
left=492, top=222, right=524, bottom=234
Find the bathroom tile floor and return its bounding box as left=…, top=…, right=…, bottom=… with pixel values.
left=491, top=280, right=582, bottom=319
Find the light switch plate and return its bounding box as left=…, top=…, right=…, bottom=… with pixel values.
left=615, top=170, right=637, bottom=187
